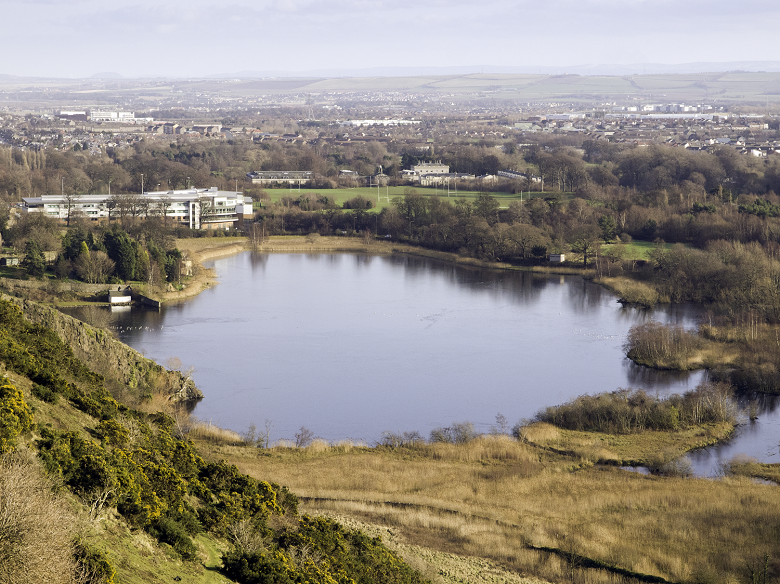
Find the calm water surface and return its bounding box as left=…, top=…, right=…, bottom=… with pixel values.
left=67, top=252, right=780, bottom=476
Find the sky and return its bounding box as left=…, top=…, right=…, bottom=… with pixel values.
left=2, top=0, right=780, bottom=78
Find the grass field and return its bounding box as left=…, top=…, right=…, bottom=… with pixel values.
left=257, top=186, right=546, bottom=211
left=195, top=433, right=778, bottom=584
left=601, top=240, right=680, bottom=261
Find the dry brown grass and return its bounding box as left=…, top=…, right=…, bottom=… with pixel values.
left=0, top=448, right=78, bottom=584
left=594, top=276, right=666, bottom=307
left=185, top=419, right=244, bottom=445
left=720, top=454, right=780, bottom=483
left=195, top=434, right=780, bottom=583
left=518, top=421, right=735, bottom=465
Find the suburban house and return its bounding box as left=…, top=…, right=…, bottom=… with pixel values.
left=22, top=187, right=254, bottom=230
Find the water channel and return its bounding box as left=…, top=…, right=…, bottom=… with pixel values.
left=64, top=251, right=780, bottom=477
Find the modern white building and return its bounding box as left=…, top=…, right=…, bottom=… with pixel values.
left=22, top=187, right=253, bottom=230
left=90, top=111, right=136, bottom=123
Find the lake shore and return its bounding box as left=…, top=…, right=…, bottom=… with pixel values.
left=164, top=235, right=594, bottom=303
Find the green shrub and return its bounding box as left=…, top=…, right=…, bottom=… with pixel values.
left=74, top=538, right=116, bottom=584
left=31, top=383, right=58, bottom=404
left=532, top=384, right=738, bottom=434
left=0, top=382, right=33, bottom=453
left=224, top=516, right=430, bottom=584
left=222, top=549, right=294, bottom=584
left=147, top=517, right=198, bottom=561
left=429, top=421, right=477, bottom=444
left=94, top=419, right=129, bottom=448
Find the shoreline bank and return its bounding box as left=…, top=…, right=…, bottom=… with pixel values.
left=163, top=235, right=594, bottom=304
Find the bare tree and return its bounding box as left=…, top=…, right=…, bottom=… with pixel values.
left=249, top=222, right=264, bottom=250
left=228, top=520, right=268, bottom=554
left=74, top=249, right=115, bottom=284
left=125, top=193, right=144, bottom=226
left=165, top=356, right=182, bottom=371
left=62, top=190, right=82, bottom=227
left=197, top=194, right=213, bottom=229
left=260, top=419, right=273, bottom=449
left=107, top=192, right=128, bottom=225
left=294, top=426, right=314, bottom=448
left=156, top=195, right=172, bottom=226
left=492, top=413, right=509, bottom=435
left=82, top=486, right=116, bottom=522
left=136, top=196, right=151, bottom=220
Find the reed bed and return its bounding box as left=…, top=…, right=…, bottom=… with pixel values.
left=593, top=276, right=665, bottom=307
left=195, top=435, right=780, bottom=583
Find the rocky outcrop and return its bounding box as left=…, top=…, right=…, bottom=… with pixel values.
left=5, top=296, right=203, bottom=404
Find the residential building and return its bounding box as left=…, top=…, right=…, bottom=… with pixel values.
left=191, top=124, right=223, bottom=134
left=410, top=161, right=449, bottom=175
left=246, top=171, right=313, bottom=185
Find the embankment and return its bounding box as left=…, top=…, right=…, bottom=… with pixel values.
left=0, top=277, right=107, bottom=299
left=154, top=239, right=249, bottom=303
left=3, top=294, right=202, bottom=403
left=247, top=235, right=592, bottom=275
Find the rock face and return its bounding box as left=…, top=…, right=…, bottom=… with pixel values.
left=7, top=297, right=203, bottom=404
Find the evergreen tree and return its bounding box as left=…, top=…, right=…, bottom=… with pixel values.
left=104, top=227, right=136, bottom=281
left=62, top=226, right=87, bottom=260
left=22, top=240, right=46, bottom=278
left=86, top=231, right=106, bottom=253
left=53, top=254, right=70, bottom=279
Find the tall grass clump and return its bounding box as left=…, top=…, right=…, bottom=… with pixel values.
left=625, top=321, right=704, bottom=369
left=532, top=383, right=739, bottom=434
left=184, top=419, right=244, bottom=445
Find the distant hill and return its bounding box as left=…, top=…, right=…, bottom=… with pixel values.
left=89, top=71, right=124, bottom=79
left=206, top=61, right=780, bottom=79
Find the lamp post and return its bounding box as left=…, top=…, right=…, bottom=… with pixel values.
left=140, top=173, right=144, bottom=194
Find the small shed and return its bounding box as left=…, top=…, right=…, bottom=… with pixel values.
left=1, top=257, right=20, bottom=266
left=108, top=286, right=132, bottom=305
left=549, top=254, right=566, bottom=263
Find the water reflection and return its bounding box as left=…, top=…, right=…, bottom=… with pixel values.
left=623, top=361, right=708, bottom=391
left=59, top=252, right=780, bottom=477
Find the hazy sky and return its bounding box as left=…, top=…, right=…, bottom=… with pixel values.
left=3, top=0, right=779, bottom=78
